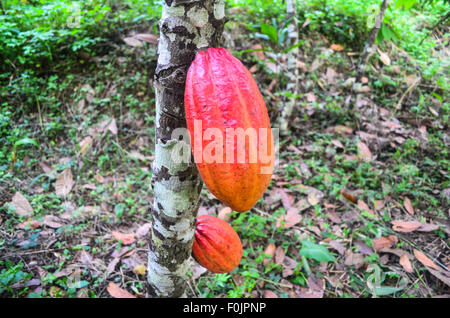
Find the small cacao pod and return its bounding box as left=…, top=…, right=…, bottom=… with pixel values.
left=192, top=214, right=243, bottom=273
left=185, top=48, right=274, bottom=212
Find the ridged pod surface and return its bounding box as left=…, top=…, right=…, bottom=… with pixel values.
left=185, top=48, right=274, bottom=212
left=192, top=214, right=243, bottom=273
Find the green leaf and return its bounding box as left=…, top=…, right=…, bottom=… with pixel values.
left=73, top=280, right=90, bottom=289
left=431, top=92, right=442, bottom=102
left=242, top=47, right=270, bottom=55
left=395, top=0, right=417, bottom=10
left=13, top=138, right=39, bottom=151
left=281, top=40, right=304, bottom=54
left=300, top=240, right=336, bottom=263
left=278, top=28, right=289, bottom=45
left=380, top=24, right=392, bottom=42
left=373, top=285, right=405, bottom=296
left=260, top=23, right=278, bottom=44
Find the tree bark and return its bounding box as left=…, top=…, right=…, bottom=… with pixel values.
left=147, top=0, right=225, bottom=298
left=278, top=0, right=299, bottom=135
left=356, top=0, right=390, bottom=82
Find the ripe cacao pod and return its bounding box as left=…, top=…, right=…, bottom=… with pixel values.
left=192, top=214, right=243, bottom=273
left=185, top=47, right=274, bottom=212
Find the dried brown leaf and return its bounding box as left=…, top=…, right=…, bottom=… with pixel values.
left=282, top=256, right=298, bottom=278
left=128, top=151, right=153, bottom=162
left=263, top=290, right=278, bottom=298
left=357, top=141, right=372, bottom=162
left=252, top=44, right=265, bottom=60
left=107, top=257, right=120, bottom=274
left=383, top=120, right=403, bottom=130
left=354, top=240, right=373, bottom=255
left=55, top=168, right=74, bottom=197
left=301, top=17, right=311, bottom=28
left=416, top=223, right=440, bottom=232
left=403, top=197, right=414, bottom=215
left=413, top=249, right=439, bottom=270
left=331, top=139, right=344, bottom=148
left=123, top=37, right=142, bottom=47
left=327, top=125, right=353, bottom=135
left=136, top=223, right=152, bottom=237
left=218, top=206, right=233, bottom=222
left=274, top=246, right=285, bottom=265
left=265, top=62, right=279, bottom=73
left=326, top=209, right=341, bottom=224
left=39, top=161, right=52, bottom=173
left=344, top=251, right=365, bottom=268
left=377, top=248, right=413, bottom=259
left=276, top=207, right=302, bottom=229
left=377, top=48, right=391, bottom=65
left=391, top=221, right=422, bottom=232
left=387, top=235, right=398, bottom=245
left=134, top=33, right=158, bottom=44
left=374, top=200, right=385, bottom=211
left=263, top=243, right=276, bottom=266
left=428, top=107, right=439, bottom=117
left=427, top=268, right=450, bottom=288
left=329, top=240, right=346, bottom=255
left=324, top=202, right=338, bottom=210
left=79, top=136, right=93, bottom=155
left=272, top=188, right=295, bottom=209
left=330, top=44, right=344, bottom=51
left=373, top=237, right=394, bottom=251
left=307, top=92, right=316, bottom=102
left=107, top=282, right=136, bottom=298
left=404, top=74, right=417, bottom=86
left=341, top=190, right=357, bottom=204
left=112, top=231, right=136, bottom=245
left=94, top=174, right=105, bottom=183
left=325, top=67, right=336, bottom=84
left=307, top=192, right=320, bottom=206
left=82, top=183, right=96, bottom=190
left=107, top=119, right=118, bottom=135
left=296, top=275, right=325, bottom=298
left=191, top=261, right=208, bottom=280
left=17, top=219, right=41, bottom=230
left=357, top=199, right=374, bottom=215
left=297, top=60, right=307, bottom=71
left=43, top=215, right=63, bottom=229
left=249, top=65, right=258, bottom=73
left=10, top=192, right=33, bottom=216
left=400, top=254, right=414, bottom=273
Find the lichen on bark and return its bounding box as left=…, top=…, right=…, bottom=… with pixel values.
left=147, top=0, right=225, bottom=298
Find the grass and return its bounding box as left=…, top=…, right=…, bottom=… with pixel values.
left=0, top=0, right=449, bottom=298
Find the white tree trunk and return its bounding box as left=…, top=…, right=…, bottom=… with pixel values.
left=278, top=0, right=299, bottom=135
left=147, top=0, right=225, bottom=298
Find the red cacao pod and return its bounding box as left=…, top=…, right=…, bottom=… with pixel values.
left=192, top=214, right=243, bottom=273
left=185, top=48, right=274, bottom=212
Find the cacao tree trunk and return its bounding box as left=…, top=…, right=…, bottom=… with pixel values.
left=147, top=0, right=225, bottom=298
left=278, top=0, right=299, bottom=135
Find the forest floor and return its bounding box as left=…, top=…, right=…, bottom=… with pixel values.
left=0, top=9, right=449, bottom=298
